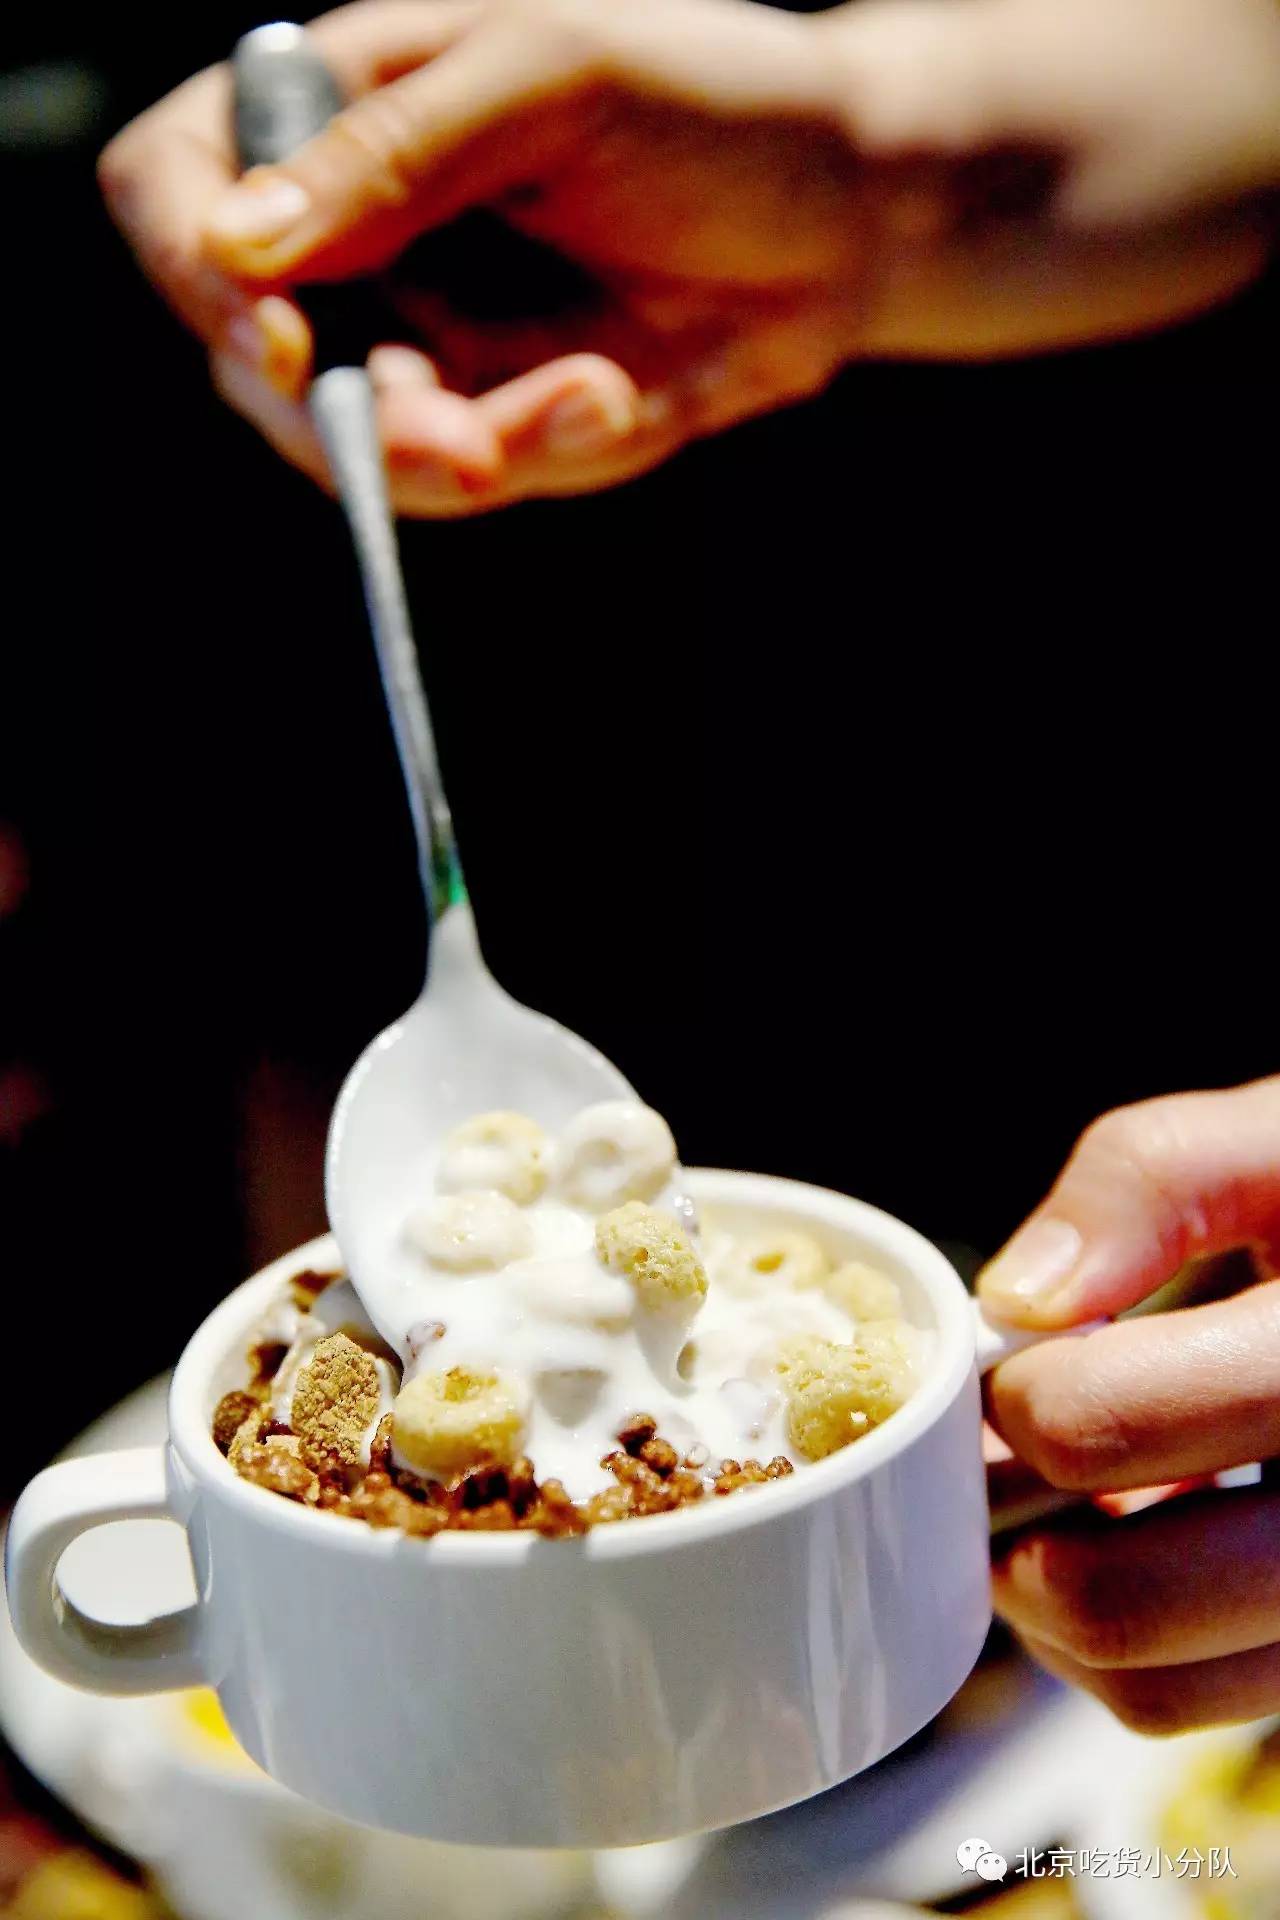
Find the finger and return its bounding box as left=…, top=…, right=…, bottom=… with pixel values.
left=1018, top=1630, right=1280, bottom=1737
left=233, top=295, right=314, bottom=396
left=380, top=378, right=504, bottom=500
left=978, top=1077, right=1280, bottom=1327
left=474, top=347, right=763, bottom=508
left=395, top=308, right=843, bottom=511
left=478, top=352, right=641, bottom=477
left=995, top=1488, right=1280, bottom=1670
left=368, top=342, right=523, bottom=505
left=203, top=0, right=833, bottom=285
left=987, top=1280, right=1280, bottom=1491
left=99, top=5, right=476, bottom=361
left=985, top=1416, right=1209, bottom=1529
left=101, top=70, right=315, bottom=390
left=306, top=1, right=483, bottom=95
left=210, top=352, right=503, bottom=508
left=218, top=345, right=663, bottom=518
left=204, top=15, right=591, bottom=282
left=99, top=68, right=266, bottom=349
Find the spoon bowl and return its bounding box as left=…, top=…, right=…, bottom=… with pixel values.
left=326, top=903, right=644, bottom=1352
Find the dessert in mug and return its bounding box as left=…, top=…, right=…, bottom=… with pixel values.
left=215, top=1103, right=929, bottom=1532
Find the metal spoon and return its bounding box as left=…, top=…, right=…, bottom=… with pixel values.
left=232, top=25, right=682, bottom=1354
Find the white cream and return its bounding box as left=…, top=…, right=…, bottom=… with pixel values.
left=328, top=1102, right=929, bottom=1501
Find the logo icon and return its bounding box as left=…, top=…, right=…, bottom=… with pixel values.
left=957, top=1839, right=1008, bottom=1883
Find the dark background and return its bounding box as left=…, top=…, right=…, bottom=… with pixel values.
left=2, top=5, right=1277, bottom=1500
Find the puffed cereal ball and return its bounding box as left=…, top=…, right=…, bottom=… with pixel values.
left=595, top=1202, right=708, bottom=1318
left=437, top=1110, right=548, bottom=1205
left=774, top=1329, right=915, bottom=1461
left=720, top=1229, right=830, bottom=1297
left=404, top=1191, right=533, bottom=1270
left=551, top=1101, right=676, bottom=1211
left=392, top=1366, right=528, bottom=1479
left=855, top=1321, right=918, bottom=1380
left=822, top=1261, right=903, bottom=1323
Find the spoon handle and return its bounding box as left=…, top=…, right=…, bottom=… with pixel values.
left=232, top=23, right=464, bottom=930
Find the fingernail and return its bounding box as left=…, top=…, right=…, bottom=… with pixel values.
left=224, top=299, right=309, bottom=396
left=255, top=295, right=312, bottom=395
left=208, top=175, right=311, bottom=249
left=368, top=345, right=439, bottom=391
left=978, top=1219, right=1084, bottom=1321
left=541, top=387, right=635, bottom=458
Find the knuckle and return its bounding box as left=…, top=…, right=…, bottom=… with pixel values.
left=325, top=92, right=424, bottom=205
left=1079, top=1098, right=1184, bottom=1196
left=1086, top=1093, right=1203, bottom=1259
left=1078, top=1102, right=1151, bottom=1169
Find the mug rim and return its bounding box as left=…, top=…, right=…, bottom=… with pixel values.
left=169, top=1169, right=977, bottom=1562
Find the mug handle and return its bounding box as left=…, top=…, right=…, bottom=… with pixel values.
left=5, top=1448, right=204, bottom=1694
left=972, top=1301, right=1108, bottom=1375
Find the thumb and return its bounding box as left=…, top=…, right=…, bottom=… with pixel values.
left=204, top=18, right=579, bottom=284
left=977, top=1077, right=1280, bottom=1329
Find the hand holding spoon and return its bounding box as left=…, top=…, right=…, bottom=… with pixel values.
left=232, top=25, right=687, bottom=1355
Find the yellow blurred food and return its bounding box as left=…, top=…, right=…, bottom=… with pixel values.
left=949, top=1881, right=1085, bottom=1917
left=1161, top=1727, right=1280, bottom=1919
left=6, top=1851, right=167, bottom=1920
left=169, top=1689, right=257, bottom=1772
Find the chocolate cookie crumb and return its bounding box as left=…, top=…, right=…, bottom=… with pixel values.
left=289, top=1269, right=340, bottom=1309
left=637, top=1437, right=679, bottom=1478
left=454, top=1500, right=518, bottom=1531
left=249, top=1341, right=290, bottom=1391
left=237, top=1440, right=320, bottom=1504
left=291, top=1332, right=382, bottom=1472
left=349, top=1474, right=447, bottom=1536
left=212, top=1391, right=260, bottom=1456
left=583, top=1485, right=633, bottom=1525
left=616, top=1414, right=658, bottom=1454
left=529, top=1479, right=588, bottom=1537
left=368, top=1411, right=394, bottom=1474
left=712, top=1456, right=794, bottom=1496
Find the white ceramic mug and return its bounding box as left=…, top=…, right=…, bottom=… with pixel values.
left=5, top=1170, right=1059, bottom=1849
